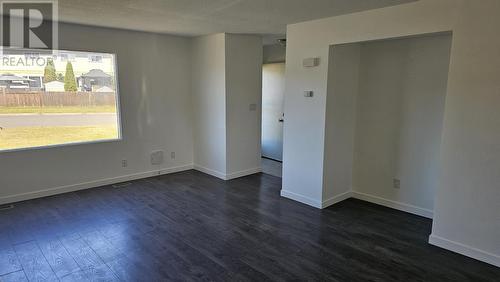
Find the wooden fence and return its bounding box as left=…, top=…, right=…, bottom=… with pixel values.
left=0, top=91, right=117, bottom=107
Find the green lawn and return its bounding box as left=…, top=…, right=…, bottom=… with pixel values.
left=0, top=125, right=119, bottom=151
left=0, top=105, right=117, bottom=114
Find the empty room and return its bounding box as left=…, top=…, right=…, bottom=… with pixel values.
left=0, top=0, right=499, bottom=281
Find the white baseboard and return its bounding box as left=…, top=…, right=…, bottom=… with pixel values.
left=0, top=164, right=194, bottom=205
left=193, top=165, right=261, bottom=180
left=226, top=167, right=262, bottom=180
left=351, top=191, right=433, bottom=219
left=193, top=165, right=227, bottom=180
left=280, top=190, right=432, bottom=218
left=280, top=190, right=322, bottom=208
left=429, top=234, right=500, bottom=268
left=322, top=191, right=353, bottom=208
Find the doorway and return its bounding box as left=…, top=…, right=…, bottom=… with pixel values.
left=261, top=62, right=285, bottom=177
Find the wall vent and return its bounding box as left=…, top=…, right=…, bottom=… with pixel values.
left=112, top=182, right=132, bottom=188
left=151, top=150, right=164, bottom=165
left=0, top=204, right=14, bottom=211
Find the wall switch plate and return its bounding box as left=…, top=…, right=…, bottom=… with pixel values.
left=304, top=91, right=314, bottom=97
left=393, top=178, right=401, bottom=189
left=151, top=150, right=164, bottom=165
left=171, top=152, right=176, bottom=159
left=121, top=160, right=128, bottom=167
left=249, top=103, right=257, bottom=111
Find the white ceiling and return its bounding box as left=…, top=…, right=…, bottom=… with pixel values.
left=57, top=0, right=414, bottom=39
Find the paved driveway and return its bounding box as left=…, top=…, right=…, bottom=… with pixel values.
left=0, top=113, right=118, bottom=128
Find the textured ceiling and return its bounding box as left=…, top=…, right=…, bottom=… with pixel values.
left=55, top=0, right=415, bottom=38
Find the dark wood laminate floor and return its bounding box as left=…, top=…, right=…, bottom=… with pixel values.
left=0, top=170, right=498, bottom=282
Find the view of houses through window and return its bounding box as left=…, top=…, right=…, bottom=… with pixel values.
left=0, top=49, right=121, bottom=151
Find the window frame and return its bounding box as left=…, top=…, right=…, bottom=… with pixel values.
left=0, top=47, right=123, bottom=153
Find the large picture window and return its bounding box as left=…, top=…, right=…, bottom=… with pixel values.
left=0, top=49, right=121, bottom=152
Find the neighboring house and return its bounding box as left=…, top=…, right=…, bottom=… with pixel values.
left=0, top=74, right=32, bottom=91
left=44, top=81, right=65, bottom=92
left=25, top=76, right=44, bottom=90
left=79, top=69, right=112, bottom=92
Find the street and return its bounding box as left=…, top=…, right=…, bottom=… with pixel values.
left=0, top=113, right=118, bottom=128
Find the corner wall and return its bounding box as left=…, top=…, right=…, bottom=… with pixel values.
left=192, top=33, right=263, bottom=180
left=225, top=34, right=263, bottom=178
left=192, top=34, right=228, bottom=178
left=322, top=44, right=360, bottom=206
left=0, top=22, right=195, bottom=204
left=352, top=34, right=451, bottom=217
left=282, top=0, right=456, bottom=209
left=283, top=0, right=500, bottom=266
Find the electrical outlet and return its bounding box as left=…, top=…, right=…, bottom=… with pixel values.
left=171, top=152, right=176, bottom=159
left=393, top=178, right=401, bottom=189
left=121, top=160, right=128, bottom=167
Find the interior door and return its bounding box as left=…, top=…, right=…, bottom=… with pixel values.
left=262, top=63, right=285, bottom=161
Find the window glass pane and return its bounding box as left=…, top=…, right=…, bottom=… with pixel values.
left=0, top=49, right=121, bottom=152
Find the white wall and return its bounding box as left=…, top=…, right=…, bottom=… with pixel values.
left=283, top=0, right=456, bottom=210
left=0, top=22, right=194, bottom=204
left=352, top=34, right=451, bottom=214
left=225, top=34, right=263, bottom=177
left=430, top=0, right=500, bottom=266
left=192, top=33, right=263, bottom=179
left=283, top=0, right=500, bottom=266
left=322, top=44, right=360, bottom=205
left=191, top=34, right=227, bottom=177
left=263, top=44, right=286, bottom=64
left=1, top=30, right=262, bottom=202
